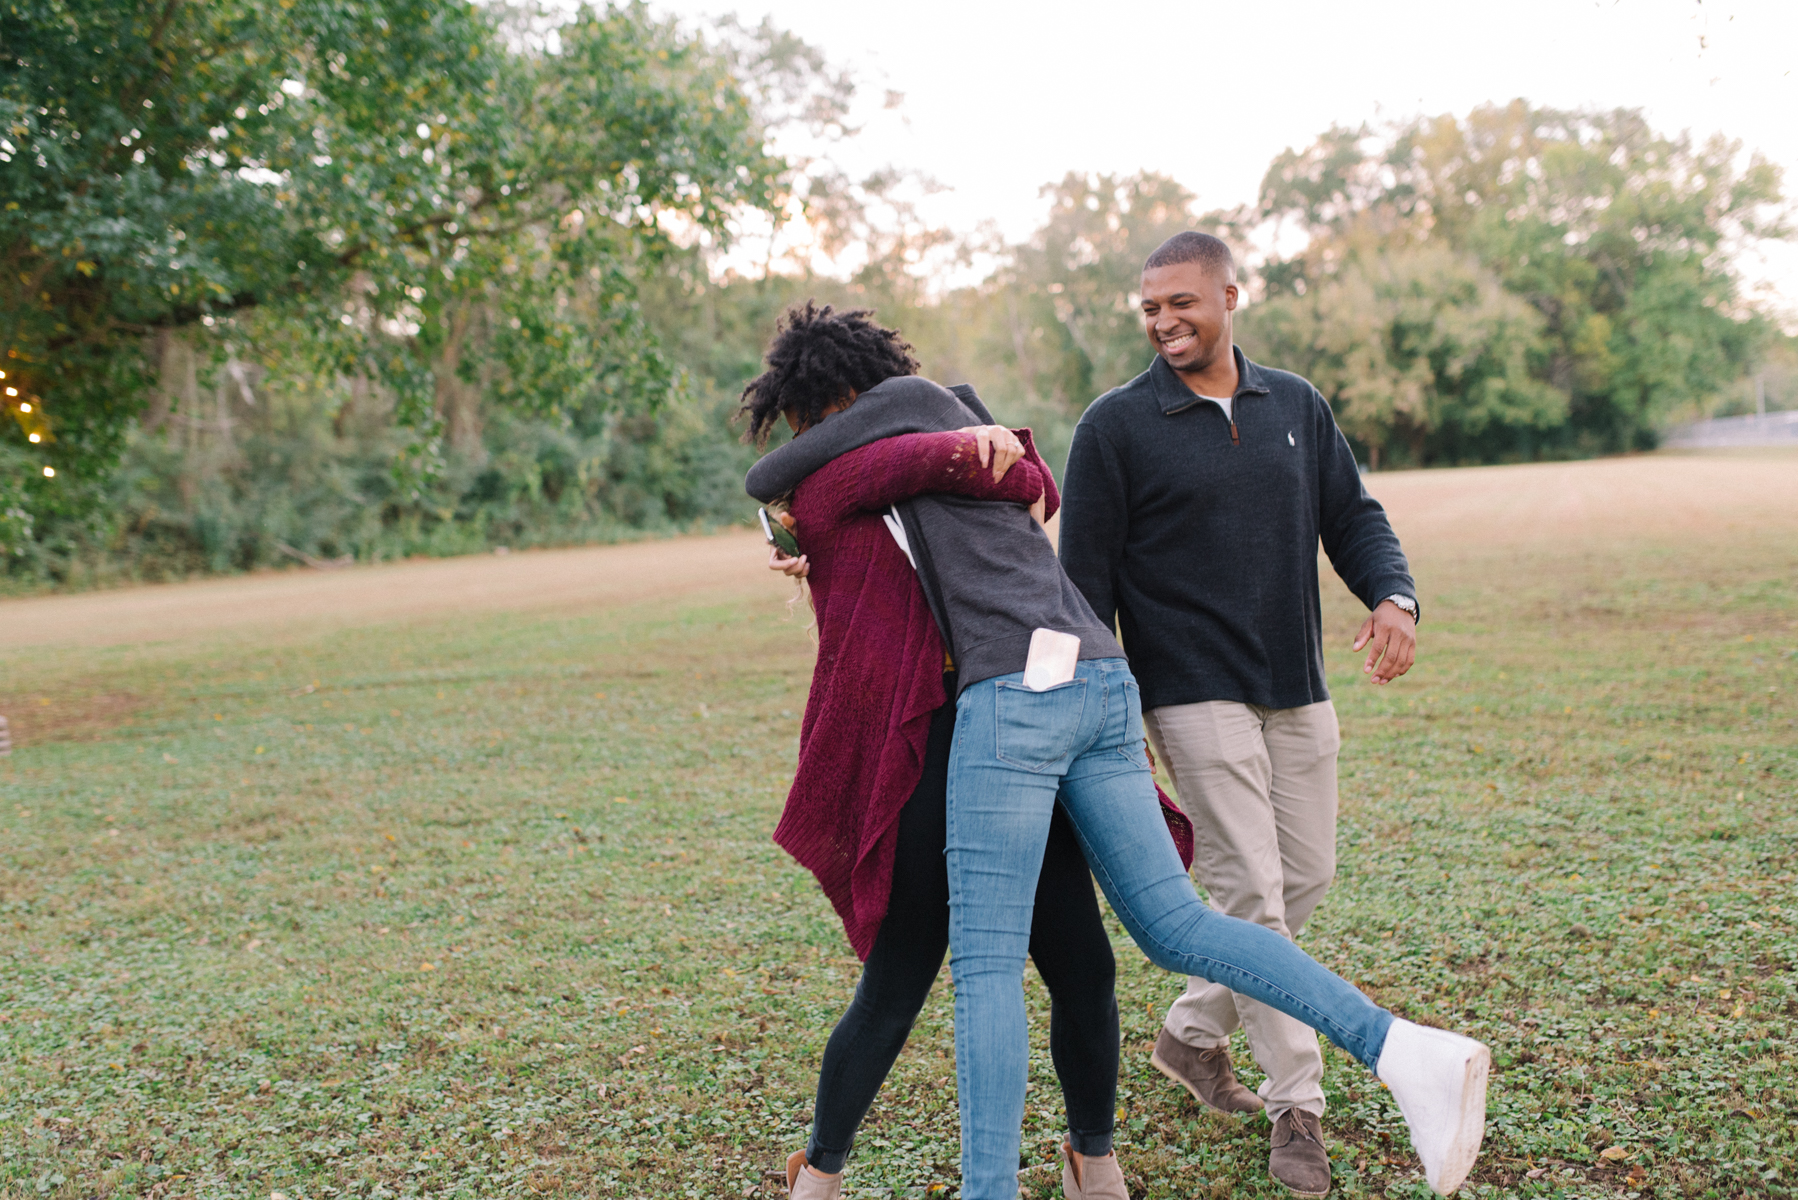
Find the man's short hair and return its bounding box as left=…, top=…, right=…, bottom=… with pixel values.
left=1143, top=232, right=1235, bottom=281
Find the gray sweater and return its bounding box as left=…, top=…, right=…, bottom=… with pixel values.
left=745, top=375, right=1123, bottom=692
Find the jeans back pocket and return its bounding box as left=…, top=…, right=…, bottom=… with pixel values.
left=993, top=679, right=1089, bottom=773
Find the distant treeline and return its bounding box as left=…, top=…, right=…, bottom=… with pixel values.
left=3, top=1, right=1792, bottom=588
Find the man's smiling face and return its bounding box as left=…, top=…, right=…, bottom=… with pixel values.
left=1140, top=260, right=1237, bottom=376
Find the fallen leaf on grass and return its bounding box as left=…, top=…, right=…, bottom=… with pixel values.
left=1599, top=1145, right=1630, bottom=1161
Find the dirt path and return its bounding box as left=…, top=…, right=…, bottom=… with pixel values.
left=1358, top=449, right=1798, bottom=550
left=3, top=450, right=1793, bottom=653
left=0, top=530, right=773, bottom=652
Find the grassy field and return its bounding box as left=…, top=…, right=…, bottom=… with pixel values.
left=1, top=450, right=1794, bottom=1200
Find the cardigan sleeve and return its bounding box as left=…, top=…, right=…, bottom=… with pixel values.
left=809, top=430, right=1046, bottom=521
left=1017, top=428, right=1059, bottom=521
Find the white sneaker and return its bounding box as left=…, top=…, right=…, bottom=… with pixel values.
left=1375, top=1019, right=1490, bottom=1195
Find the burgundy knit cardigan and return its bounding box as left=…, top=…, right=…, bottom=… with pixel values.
left=772, top=428, right=1193, bottom=959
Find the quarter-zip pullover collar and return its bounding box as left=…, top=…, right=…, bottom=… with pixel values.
left=1151, top=345, right=1271, bottom=417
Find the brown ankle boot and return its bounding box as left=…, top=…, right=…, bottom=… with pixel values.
left=785, top=1149, right=842, bottom=1199
left=1268, top=1109, right=1332, bottom=1197
left=1150, top=1028, right=1265, bottom=1114
left=1060, top=1143, right=1131, bottom=1199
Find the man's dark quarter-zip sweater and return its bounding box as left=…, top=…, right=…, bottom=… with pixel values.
left=1058, top=347, right=1416, bottom=713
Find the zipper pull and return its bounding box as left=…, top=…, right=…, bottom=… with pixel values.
left=1230, top=421, right=1240, bottom=446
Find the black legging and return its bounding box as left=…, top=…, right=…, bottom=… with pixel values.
left=805, top=687, right=1119, bottom=1172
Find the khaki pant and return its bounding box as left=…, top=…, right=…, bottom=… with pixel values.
left=1143, top=699, right=1340, bottom=1120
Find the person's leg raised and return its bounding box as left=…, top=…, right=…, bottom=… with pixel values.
left=1056, top=661, right=1489, bottom=1196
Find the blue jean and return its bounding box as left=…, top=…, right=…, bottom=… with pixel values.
left=945, top=659, right=1394, bottom=1199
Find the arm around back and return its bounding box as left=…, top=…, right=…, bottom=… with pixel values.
left=815, top=430, right=1045, bottom=520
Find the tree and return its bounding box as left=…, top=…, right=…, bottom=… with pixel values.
left=1240, top=245, right=1563, bottom=467
left=0, top=0, right=789, bottom=554
left=980, top=173, right=1221, bottom=415
left=1258, top=102, right=1788, bottom=456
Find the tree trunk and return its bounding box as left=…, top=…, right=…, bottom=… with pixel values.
left=435, top=304, right=485, bottom=462
left=143, top=330, right=199, bottom=434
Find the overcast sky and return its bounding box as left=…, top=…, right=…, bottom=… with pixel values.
left=648, top=0, right=1798, bottom=317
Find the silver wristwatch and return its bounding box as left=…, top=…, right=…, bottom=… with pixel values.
left=1383, top=593, right=1419, bottom=623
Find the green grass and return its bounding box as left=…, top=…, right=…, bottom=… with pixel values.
left=1, top=481, right=1795, bottom=1200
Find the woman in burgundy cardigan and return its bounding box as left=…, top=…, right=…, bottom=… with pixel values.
left=748, top=305, right=1145, bottom=1200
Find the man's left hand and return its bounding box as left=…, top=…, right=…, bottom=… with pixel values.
left=1352, top=600, right=1417, bottom=685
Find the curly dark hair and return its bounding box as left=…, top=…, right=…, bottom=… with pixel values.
left=738, top=301, right=919, bottom=446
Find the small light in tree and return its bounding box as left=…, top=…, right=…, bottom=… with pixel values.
left=27, top=432, right=40, bottom=443
left=3, top=387, right=15, bottom=396
left=16, top=403, right=28, bottom=413
left=42, top=466, right=55, bottom=477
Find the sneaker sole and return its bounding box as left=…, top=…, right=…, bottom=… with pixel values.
left=1430, top=1043, right=1490, bottom=1196
left=1149, top=1049, right=1263, bottom=1116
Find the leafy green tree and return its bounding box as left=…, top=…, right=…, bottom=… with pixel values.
left=1258, top=102, right=1788, bottom=455
left=0, top=0, right=788, bottom=555
left=1240, top=245, right=1563, bottom=467
left=982, top=172, right=1218, bottom=414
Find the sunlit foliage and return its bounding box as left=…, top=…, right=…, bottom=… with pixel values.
left=0, top=0, right=789, bottom=552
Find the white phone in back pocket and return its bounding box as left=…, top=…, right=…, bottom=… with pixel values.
left=1022, top=628, right=1081, bottom=692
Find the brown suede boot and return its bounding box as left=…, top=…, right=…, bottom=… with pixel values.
left=1150, top=1028, right=1265, bottom=1114
left=785, top=1149, right=842, bottom=1200
left=1060, top=1143, right=1131, bottom=1200
left=1268, top=1109, right=1331, bottom=1197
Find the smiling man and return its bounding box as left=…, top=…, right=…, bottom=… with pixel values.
left=1058, top=232, right=1421, bottom=1197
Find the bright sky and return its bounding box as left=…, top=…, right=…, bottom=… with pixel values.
left=648, top=0, right=1798, bottom=320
